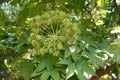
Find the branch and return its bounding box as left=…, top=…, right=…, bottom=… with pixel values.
left=3, top=0, right=11, bottom=2
left=90, top=63, right=120, bottom=80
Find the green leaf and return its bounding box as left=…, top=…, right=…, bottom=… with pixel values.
left=98, top=40, right=110, bottom=49
left=58, top=58, right=72, bottom=65
left=66, top=63, right=75, bottom=80
left=79, top=61, right=95, bottom=75
left=32, top=54, right=57, bottom=77
left=31, top=60, right=47, bottom=77
left=15, top=31, right=30, bottom=53
left=107, top=44, right=120, bottom=54
left=35, top=61, right=46, bottom=72
left=10, top=0, right=21, bottom=5
left=45, top=54, right=57, bottom=67
left=74, top=58, right=95, bottom=79
left=18, top=60, right=33, bottom=80
left=116, top=55, right=120, bottom=64
left=107, top=46, right=120, bottom=54
left=82, top=50, right=104, bottom=67
left=75, top=68, right=86, bottom=80
left=98, top=0, right=109, bottom=7
left=50, top=70, right=60, bottom=80
left=71, top=53, right=81, bottom=63
left=31, top=72, right=42, bottom=78
left=87, top=47, right=96, bottom=54
left=65, top=49, right=71, bottom=58
left=41, top=70, right=50, bottom=80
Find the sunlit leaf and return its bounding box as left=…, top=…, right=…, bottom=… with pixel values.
left=82, top=50, right=104, bottom=67
left=75, top=68, right=86, bottom=80
left=80, top=61, right=95, bottom=75
left=66, top=63, right=75, bottom=80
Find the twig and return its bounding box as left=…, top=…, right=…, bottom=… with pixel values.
left=90, top=63, right=120, bottom=80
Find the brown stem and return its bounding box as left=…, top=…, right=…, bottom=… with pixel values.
left=113, top=0, right=120, bottom=16
left=90, top=63, right=120, bottom=80
left=3, top=0, right=11, bottom=2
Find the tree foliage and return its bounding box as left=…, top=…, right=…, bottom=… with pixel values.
left=0, top=0, right=120, bottom=80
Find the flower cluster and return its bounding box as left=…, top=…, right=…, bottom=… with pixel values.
left=28, top=10, right=79, bottom=56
